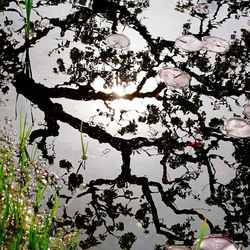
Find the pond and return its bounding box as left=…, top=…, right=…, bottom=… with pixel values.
left=0, top=0, right=250, bottom=249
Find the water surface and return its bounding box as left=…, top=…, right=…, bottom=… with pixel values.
left=0, top=0, right=250, bottom=249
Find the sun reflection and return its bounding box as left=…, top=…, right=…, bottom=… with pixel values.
left=112, top=85, right=126, bottom=97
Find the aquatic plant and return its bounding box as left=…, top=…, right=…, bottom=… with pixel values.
left=175, top=35, right=203, bottom=52
left=243, top=104, right=250, bottom=118
left=19, top=113, right=32, bottom=174
left=158, top=66, right=191, bottom=89
left=76, top=121, right=88, bottom=173
left=80, top=121, right=87, bottom=162
left=202, top=36, right=229, bottom=53
left=166, top=246, right=190, bottom=250
left=224, top=117, right=250, bottom=138
left=193, top=234, right=240, bottom=250
left=24, top=0, right=32, bottom=38
left=0, top=118, right=78, bottom=249
left=105, top=33, right=130, bottom=49
left=195, top=218, right=207, bottom=250
left=175, top=35, right=230, bottom=53
left=1, top=0, right=249, bottom=248
left=17, top=0, right=32, bottom=38
left=194, top=3, right=209, bottom=15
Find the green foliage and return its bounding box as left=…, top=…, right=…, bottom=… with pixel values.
left=25, top=0, right=32, bottom=38
left=19, top=113, right=32, bottom=171
left=76, top=121, right=88, bottom=173
left=196, top=218, right=207, bottom=250
left=35, top=179, right=47, bottom=210
left=17, top=0, right=33, bottom=38
left=80, top=121, right=87, bottom=161
left=0, top=117, right=79, bottom=249
left=50, top=194, right=59, bottom=219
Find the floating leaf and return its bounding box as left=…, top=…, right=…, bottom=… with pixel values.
left=202, top=36, right=230, bottom=53
left=167, top=246, right=190, bottom=250
left=243, top=104, right=250, bottom=118
left=175, top=35, right=203, bottom=52
left=158, top=67, right=191, bottom=89
left=194, top=3, right=209, bottom=15
left=193, top=234, right=239, bottom=250
left=105, top=33, right=130, bottom=49
left=224, top=117, right=250, bottom=138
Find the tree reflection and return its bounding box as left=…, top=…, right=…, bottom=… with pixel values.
left=0, top=0, right=249, bottom=249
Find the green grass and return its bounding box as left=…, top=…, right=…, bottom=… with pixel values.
left=76, top=121, right=88, bottom=173
left=80, top=121, right=87, bottom=161
left=25, top=0, right=32, bottom=38
left=196, top=218, right=207, bottom=250
left=0, top=117, right=79, bottom=249
left=17, top=0, right=33, bottom=38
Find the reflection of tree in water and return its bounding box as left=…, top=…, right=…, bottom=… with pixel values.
left=59, top=151, right=199, bottom=248
left=0, top=0, right=250, bottom=248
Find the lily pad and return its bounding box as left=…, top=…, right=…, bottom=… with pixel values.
left=175, top=35, right=203, bottom=52
left=243, top=104, right=250, bottom=118
left=158, top=67, right=191, bottom=89
left=105, top=33, right=130, bottom=49
left=167, top=246, right=190, bottom=250
left=202, top=36, right=230, bottom=53
left=194, top=3, right=209, bottom=15
left=193, top=234, right=239, bottom=250
left=224, top=117, right=250, bottom=138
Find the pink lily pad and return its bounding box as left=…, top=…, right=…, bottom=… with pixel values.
left=166, top=246, right=190, bottom=250
left=158, top=67, right=191, bottom=89
left=202, top=36, right=230, bottom=53
left=105, top=34, right=130, bottom=49
left=243, top=104, right=250, bottom=118
left=193, top=234, right=239, bottom=250
left=194, top=3, right=209, bottom=15
left=175, top=35, right=203, bottom=52
left=224, top=117, right=250, bottom=138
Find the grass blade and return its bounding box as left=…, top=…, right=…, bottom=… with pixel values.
left=35, top=180, right=47, bottom=211
left=196, top=217, right=207, bottom=250
left=24, top=0, right=33, bottom=38
left=50, top=194, right=59, bottom=218
left=80, top=121, right=87, bottom=160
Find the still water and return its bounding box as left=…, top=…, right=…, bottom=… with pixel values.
left=0, top=0, right=250, bottom=249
